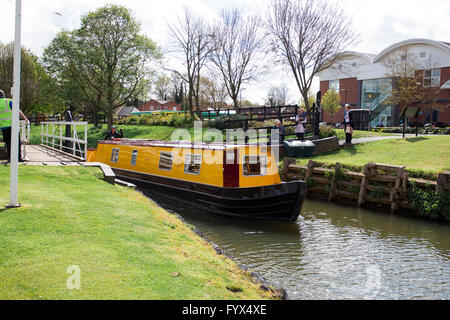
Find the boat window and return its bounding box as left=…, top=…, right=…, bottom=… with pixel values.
left=131, top=150, right=138, bottom=166
left=184, top=154, right=202, bottom=175
left=111, top=148, right=120, bottom=163
left=159, top=152, right=173, bottom=171
left=243, top=155, right=267, bottom=176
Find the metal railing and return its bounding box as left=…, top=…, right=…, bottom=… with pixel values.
left=19, top=120, right=30, bottom=159
left=40, top=121, right=88, bottom=161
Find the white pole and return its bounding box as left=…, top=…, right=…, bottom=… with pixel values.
left=9, top=0, right=22, bottom=207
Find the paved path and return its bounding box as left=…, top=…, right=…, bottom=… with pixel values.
left=338, top=133, right=432, bottom=146
left=338, top=135, right=401, bottom=146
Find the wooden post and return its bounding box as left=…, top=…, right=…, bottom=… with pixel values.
left=328, top=162, right=341, bottom=202
left=305, top=160, right=315, bottom=181
left=436, top=172, right=450, bottom=193
left=391, top=167, right=405, bottom=213
left=358, top=163, right=370, bottom=207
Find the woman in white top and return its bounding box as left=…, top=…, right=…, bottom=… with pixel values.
left=295, top=108, right=307, bottom=141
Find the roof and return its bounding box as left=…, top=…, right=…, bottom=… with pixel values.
left=373, top=39, right=450, bottom=63
left=441, top=79, right=450, bottom=90
left=114, top=106, right=139, bottom=117
left=99, top=139, right=277, bottom=150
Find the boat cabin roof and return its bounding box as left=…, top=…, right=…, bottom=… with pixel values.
left=99, top=139, right=278, bottom=151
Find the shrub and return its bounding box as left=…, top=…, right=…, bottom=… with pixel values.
left=206, top=114, right=247, bottom=130
left=408, top=182, right=450, bottom=220
left=319, top=125, right=337, bottom=139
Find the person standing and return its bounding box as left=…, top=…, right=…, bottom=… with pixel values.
left=343, top=104, right=354, bottom=144
left=295, top=108, right=307, bottom=141
left=104, top=126, right=123, bottom=140
left=0, top=90, right=29, bottom=162
left=273, top=119, right=286, bottom=142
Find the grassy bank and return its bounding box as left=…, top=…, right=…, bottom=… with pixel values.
left=333, top=129, right=394, bottom=140
left=26, top=124, right=398, bottom=149
left=0, top=166, right=277, bottom=300
left=296, top=136, right=450, bottom=176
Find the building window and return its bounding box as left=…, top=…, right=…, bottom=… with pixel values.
left=420, top=52, right=426, bottom=58
left=242, top=155, right=267, bottom=177
left=423, top=68, right=441, bottom=87
left=159, top=152, right=173, bottom=171
left=329, top=80, right=340, bottom=92
left=131, top=150, right=138, bottom=166
left=111, top=148, right=120, bottom=163
left=184, top=154, right=202, bottom=175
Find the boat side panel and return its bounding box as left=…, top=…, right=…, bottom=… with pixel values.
left=237, top=146, right=282, bottom=188
left=95, top=143, right=225, bottom=187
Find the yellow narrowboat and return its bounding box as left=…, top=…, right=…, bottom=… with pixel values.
left=87, top=139, right=306, bottom=222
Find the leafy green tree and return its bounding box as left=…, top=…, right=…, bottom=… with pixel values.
left=321, top=88, right=341, bottom=123
left=0, top=43, right=57, bottom=114
left=43, top=4, right=162, bottom=128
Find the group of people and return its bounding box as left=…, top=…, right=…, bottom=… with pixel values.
left=273, top=107, right=308, bottom=142
left=273, top=104, right=354, bottom=144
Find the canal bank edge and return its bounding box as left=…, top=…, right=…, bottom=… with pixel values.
left=284, top=160, right=450, bottom=221
left=0, top=166, right=279, bottom=300
left=148, top=198, right=289, bottom=300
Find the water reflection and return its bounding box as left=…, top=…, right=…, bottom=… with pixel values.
left=144, top=190, right=450, bottom=300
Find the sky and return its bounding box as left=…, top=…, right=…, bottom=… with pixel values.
left=1, top=0, right=449, bottom=105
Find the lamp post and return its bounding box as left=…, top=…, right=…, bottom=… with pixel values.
left=8, top=0, right=22, bottom=208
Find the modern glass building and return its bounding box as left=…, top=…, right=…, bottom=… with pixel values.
left=361, top=78, right=393, bottom=127
left=318, top=39, right=450, bottom=127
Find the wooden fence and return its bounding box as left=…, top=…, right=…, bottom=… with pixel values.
left=205, top=105, right=321, bottom=139
left=284, top=160, right=450, bottom=214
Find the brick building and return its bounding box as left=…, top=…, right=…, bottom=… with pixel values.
left=139, top=99, right=182, bottom=112
left=318, top=39, right=450, bottom=127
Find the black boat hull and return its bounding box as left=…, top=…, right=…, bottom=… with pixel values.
left=112, top=168, right=306, bottom=222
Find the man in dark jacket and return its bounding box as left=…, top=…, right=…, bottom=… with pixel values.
left=104, top=126, right=123, bottom=140
left=343, top=104, right=354, bottom=144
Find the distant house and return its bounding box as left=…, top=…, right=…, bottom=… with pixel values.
left=114, top=106, right=140, bottom=120
left=139, top=99, right=182, bottom=112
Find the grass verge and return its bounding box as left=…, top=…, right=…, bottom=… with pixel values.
left=0, top=166, right=277, bottom=300
left=296, top=136, right=450, bottom=176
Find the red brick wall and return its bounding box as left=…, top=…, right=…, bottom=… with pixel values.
left=400, top=66, right=450, bottom=125
left=320, top=78, right=359, bottom=123
left=139, top=100, right=182, bottom=112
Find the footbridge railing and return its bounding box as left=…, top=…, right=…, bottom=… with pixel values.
left=40, top=121, right=88, bottom=161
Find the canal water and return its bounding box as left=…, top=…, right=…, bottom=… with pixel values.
left=146, top=192, right=450, bottom=300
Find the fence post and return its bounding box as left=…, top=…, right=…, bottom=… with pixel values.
left=52, top=124, right=55, bottom=148
left=60, top=125, right=63, bottom=151
left=358, top=163, right=370, bottom=207
left=328, top=162, right=341, bottom=202
left=84, top=123, right=88, bottom=160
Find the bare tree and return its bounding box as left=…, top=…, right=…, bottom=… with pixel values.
left=266, top=84, right=289, bottom=106
left=383, top=49, right=422, bottom=112
left=267, top=0, right=358, bottom=110
left=154, top=74, right=171, bottom=100
left=209, top=8, right=265, bottom=110
left=200, top=75, right=228, bottom=112
left=168, top=7, right=212, bottom=118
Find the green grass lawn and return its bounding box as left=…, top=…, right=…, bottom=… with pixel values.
left=0, top=166, right=276, bottom=300
left=333, top=129, right=395, bottom=140
left=25, top=124, right=398, bottom=150
left=296, top=136, right=450, bottom=175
